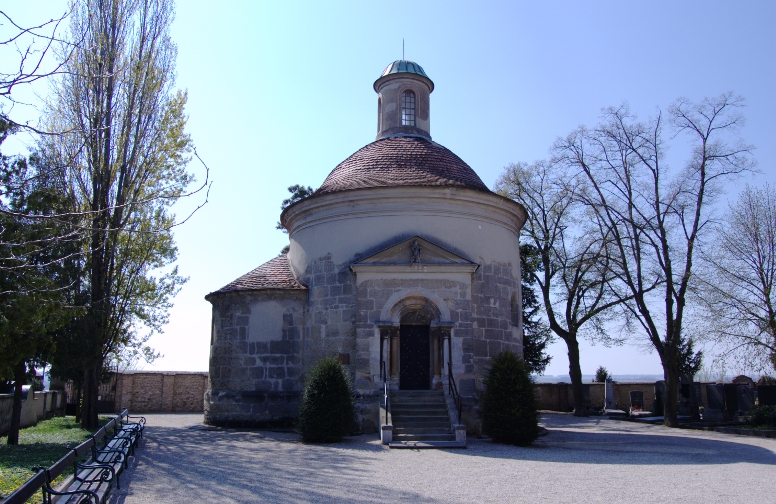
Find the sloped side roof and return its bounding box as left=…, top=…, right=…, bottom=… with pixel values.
left=207, top=255, right=306, bottom=297
left=316, top=137, right=490, bottom=195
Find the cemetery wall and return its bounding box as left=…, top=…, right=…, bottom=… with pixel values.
left=115, top=371, right=208, bottom=413
left=535, top=382, right=702, bottom=413
left=0, top=391, right=66, bottom=436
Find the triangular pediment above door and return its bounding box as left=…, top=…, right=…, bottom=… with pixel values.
left=354, top=236, right=475, bottom=266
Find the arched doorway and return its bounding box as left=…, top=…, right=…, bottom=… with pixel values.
left=399, top=309, right=433, bottom=390
left=378, top=289, right=451, bottom=391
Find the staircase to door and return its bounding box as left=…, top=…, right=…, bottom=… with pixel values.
left=389, top=389, right=465, bottom=448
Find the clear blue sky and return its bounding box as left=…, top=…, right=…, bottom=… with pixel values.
left=4, top=1, right=775, bottom=376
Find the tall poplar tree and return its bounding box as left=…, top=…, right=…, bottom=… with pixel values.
left=42, top=0, right=193, bottom=428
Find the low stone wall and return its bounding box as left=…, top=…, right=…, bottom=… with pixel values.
left=115, top=371, right=208, bottom=413
left=535, top=382, right=661, bottom=412
left=0, top=391, right=66, bottom=436
left=535, top=381, right=722, bottom=413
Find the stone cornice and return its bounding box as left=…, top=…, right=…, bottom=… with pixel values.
left=351, top=263, right=478, bottom=275
left=282, top=186, right=527, bottom=238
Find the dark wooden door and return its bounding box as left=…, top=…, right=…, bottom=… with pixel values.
left=400, top=325, right=430, bottom=390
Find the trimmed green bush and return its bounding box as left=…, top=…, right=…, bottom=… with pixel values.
left=482, top=350, right=539, bottom=446
left=297, top=357, right=356, bottom=443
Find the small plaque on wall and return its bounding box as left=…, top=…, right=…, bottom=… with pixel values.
left=338, top=353, right=350, bottom=365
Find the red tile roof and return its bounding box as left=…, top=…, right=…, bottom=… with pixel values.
left=316, top=137, right=490, bottom=195
left=208, top=255, right=306, bottom=296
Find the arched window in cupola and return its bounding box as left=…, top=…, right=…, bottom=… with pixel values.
left=401, top=90, right=416, bottom=127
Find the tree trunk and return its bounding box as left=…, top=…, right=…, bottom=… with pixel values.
left=663, top=367, right=679, bottom=427
left=74, top=382, right=82, bottom=422
left=565, top=336, right=588, bottom=417
left=81, top=365, right=100, bottom=429
left=6, top=361, right=27, bottom=445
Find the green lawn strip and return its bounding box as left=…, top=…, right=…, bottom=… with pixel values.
left=741, top=424, right=776, bottom=431
left=0, top=416, right=111, bottom=502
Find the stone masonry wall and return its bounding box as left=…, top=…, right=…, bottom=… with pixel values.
left=300, top=254, right=371, bottom=430
left=471, top=261, right=520, bottom=388
left=206, top=290, right=306, bottom=426
left=114, top=372, right=208, bottom=413
left=301, top=254, right=358, bottom=370
left=464, top=261, right=520, bottom=433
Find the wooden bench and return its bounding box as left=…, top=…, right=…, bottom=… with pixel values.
left=4, top=411, right=145, bottom=504
left=34, top=447, right=116, bottom=504
left=115, top=409, right=146, bottom=447
left=88, top=423, right=131, bottom=482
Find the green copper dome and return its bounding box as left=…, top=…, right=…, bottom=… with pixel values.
left=375, top=60, right=434, bottom=92
left=381, top=60, right=430, bottom=79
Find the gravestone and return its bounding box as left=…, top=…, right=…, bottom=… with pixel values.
left=706, top=384, right=724, bottom=409
left=704, top=384, right=724, bottom=422
left=630, top=390, right=644, bottom=415
left=723, top=383, right=739, bottom=419
left=757, top=385, right=776, bottom=406
left=732, top=375, right=754, bottom=386
left=736, top=385, right=754, bottom=415
left=654, top=381, right=665, bottom=416
left=678, top=375, right=700, bottom=420
left=604, top=379, right=615, bottom=410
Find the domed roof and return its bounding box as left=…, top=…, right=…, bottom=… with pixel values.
left=316, top=136, right=490, bottom=195
left=380, top=60, right=430, bottom=79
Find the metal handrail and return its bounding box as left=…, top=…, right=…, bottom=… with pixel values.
left=381, top=360, right=389, bottom=425
left=447, top=361, right=462, bottom=424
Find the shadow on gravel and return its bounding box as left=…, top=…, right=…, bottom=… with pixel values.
left=108, top=426, right=441, bottom=504
left=456, top=429, right=776, bottom=466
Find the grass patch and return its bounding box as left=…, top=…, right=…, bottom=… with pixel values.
left=0, top=416, right=110, bottom=502
left=739, top=424, right=776, bottom=431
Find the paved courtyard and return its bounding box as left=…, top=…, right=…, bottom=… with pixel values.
left=108, top=413, right=776, bottom=504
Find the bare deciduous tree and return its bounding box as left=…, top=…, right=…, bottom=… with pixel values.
left=557, top=93, right=755, bottom=426
left=0, top=9, right=72, bottom=125
left=699, top=184, right=776, bottom=373
left=497, top=161, right=625, bottom=416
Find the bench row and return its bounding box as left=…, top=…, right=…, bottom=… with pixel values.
left=4, top=409, right=146, bottom=504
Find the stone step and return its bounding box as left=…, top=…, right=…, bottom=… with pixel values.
left=389, top=440, right=466, bottom=449
left=391, top=403, right=448, bottom=410
left=392, top=404, right=446, bottom=410
left=393, top=433, right=456, bottom=442
left=391, top=390, right=444, bottom=395
left=391, top=398, right=447, bottom=405
left=393, top=426, right=452, bottom=435
left=392, top=410, right=448, bottom=417
left=393, top=416, right=450, bottom=426
left=393, top=420, right=449, bottom=427
left=385, top=388, right=464, bottom=449
left=392, top=412, right=449, bottom=419
left=394, top=424, right=450, bottom=430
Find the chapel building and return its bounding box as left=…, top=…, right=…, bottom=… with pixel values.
left=204, top=60, right=527, bottom=437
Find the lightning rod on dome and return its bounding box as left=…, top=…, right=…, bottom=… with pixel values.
left=403, top=39, right=404, bottom=60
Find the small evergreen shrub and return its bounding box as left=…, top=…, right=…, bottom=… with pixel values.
left=297, top=356, right=355, bottom=443
left=594, top=366, right=610, bottom=383
left=482, top=350, right=539, bottom=446
left=749, top=405, right=776, bottom=429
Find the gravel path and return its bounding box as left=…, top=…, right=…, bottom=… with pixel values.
left=108, top=413, right=776, bottom=504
